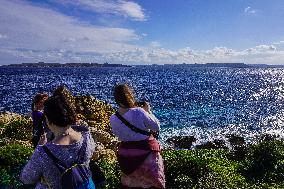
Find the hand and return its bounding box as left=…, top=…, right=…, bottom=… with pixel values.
left=142, top=101, right=151, bottom=113
left=38, top=133, right=47, bottom=145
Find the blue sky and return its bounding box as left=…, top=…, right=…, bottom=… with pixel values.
left=0, top=0, right=284, bottom=65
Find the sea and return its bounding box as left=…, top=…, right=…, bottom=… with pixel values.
left=1, top=65, right=284, bottom=147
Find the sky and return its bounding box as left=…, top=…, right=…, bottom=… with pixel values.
left=0, top=0, right=284, bottom=65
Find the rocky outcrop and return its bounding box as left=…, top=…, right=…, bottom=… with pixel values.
left=74, top=96, right=115, bottom=133
left=73, top=95, right=118, bottom=161
left=166, top=136, right=197, bottom=149
left=195, top=139, right=228, bottom=150
left=226, top=134, right=247, bottom=160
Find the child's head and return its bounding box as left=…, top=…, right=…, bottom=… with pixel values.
left=32, top=93, right=48, bottom=111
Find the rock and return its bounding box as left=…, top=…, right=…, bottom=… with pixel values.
left=166, top=136, right=196, bottom=149
left=227, top=134, right=245, bottom=146
left=258, top=133, right=278, bottom=142
left=226, top=134, right=247, bottom=160
left=196, top=139, right=228, bottom=150
left=89, top=127, right=117, bottom=146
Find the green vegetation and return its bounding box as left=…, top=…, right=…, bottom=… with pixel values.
left=2, top=136, right=284, bottom=188
left=97, top=159, right=121, bottom=189
left=241, top=140, right=284, bottom=184
left=163, top=149, right=245, bottom=189
left=1, top=96, right=284, bottom=188
left=0, top=144, right=33, bottom=188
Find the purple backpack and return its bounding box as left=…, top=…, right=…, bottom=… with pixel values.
left=42, top=135, right=95, bottom=189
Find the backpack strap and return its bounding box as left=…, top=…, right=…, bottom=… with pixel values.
left=115, top=111, right=151, bottom=136
left=77, top=133, right=88, bottom=163
left=42, top=133, right=88, bottom=169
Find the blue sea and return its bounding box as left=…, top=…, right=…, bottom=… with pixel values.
left=1, top=66, right=284, bottom=146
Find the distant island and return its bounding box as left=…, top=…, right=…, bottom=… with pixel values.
left=0, top=62, right=131, bottom=68
left=160, top=62, right=284, bottom=68
left=164, top=63, right=250, bottom=68
left=1, top=62, right=284, bottom=68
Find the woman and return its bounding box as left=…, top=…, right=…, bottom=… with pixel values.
left=31, top=93, right=49, bottom=148
left=20, top=94, right=96, bottom=188
left=110, top=84, right=165, bottom=189
left=52, top=85, right=106, bottom=187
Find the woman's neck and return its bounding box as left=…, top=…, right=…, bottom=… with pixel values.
left=52, top=125, right=73, bottom=138
left=118, top=107, right=130, bottom=115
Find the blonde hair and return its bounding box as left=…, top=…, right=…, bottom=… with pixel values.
left=114, top=84, right=136, bottom=108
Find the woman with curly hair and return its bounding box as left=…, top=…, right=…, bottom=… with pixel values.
left=21, top=93, right=96, bottom=188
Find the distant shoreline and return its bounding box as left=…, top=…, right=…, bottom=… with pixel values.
left=1, top=62, right=284, bottom=68
left=0, top=62, right=131, bottom=68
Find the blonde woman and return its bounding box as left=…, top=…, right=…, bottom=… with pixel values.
left=110, top=84, right=165, bottom=189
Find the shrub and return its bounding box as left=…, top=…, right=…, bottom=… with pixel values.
left=241, top=140, right=284, bottom=183
left=0, top=144, right=33, bottom=167
left=1, top=117, right=32, bottom=141
left=0, top=144, right=33, bottom=188
left=162, top=149, right=247, bottom=189
left=97, top=159, right=121, bottom=189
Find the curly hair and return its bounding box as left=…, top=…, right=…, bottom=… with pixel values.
left=114, top=84, right=136, bottom=108
left=44, top=95, right=76, bottom=127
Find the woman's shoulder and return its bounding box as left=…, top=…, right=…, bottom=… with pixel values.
left=129, top=107, right=147, bottom=114
left=112, top=107, right=146, bottom=116
left=32, top=145, right=48, bottom=161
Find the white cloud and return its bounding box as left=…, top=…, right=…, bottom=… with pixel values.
left=119, top=1, right=146, bottom=21
left=245, top=45, right=277, bottom=54
left=0, top=0, right=283, bottom=65
left=244, top=7, right=250, bottom=13
left=272, top=40, right=284, bottom=46
left=255, top=45, right=276, bottom=51
left=206, top=47, right=236, bottom=57
left=53, top=0, right=146, bottom=21
left=0, top=0, right=140, bottom=64
left=102, top=44, right=284, bottom=65
left=244, top=6, right=258, bottom=15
